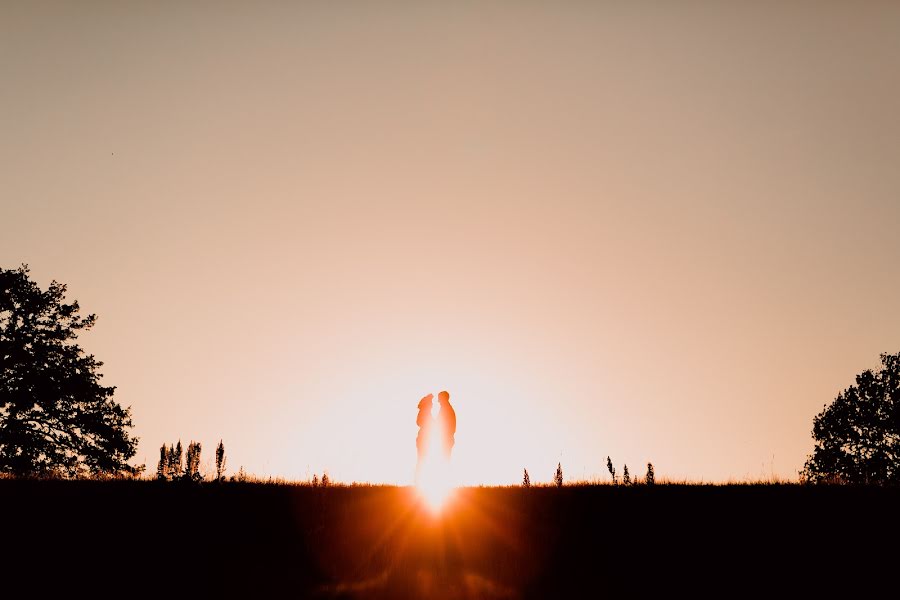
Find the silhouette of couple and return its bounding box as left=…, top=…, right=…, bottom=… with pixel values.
left=415, top=390, right=456, bottom=483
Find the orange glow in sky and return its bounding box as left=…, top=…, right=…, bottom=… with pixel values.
left=2, top=3, right=899, bottom=484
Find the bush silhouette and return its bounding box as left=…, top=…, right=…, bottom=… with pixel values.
left=646, top=463, right=655, bottom=486
left=523, top=468, right=531, bottom=488
left=606, top=456, right=617, bottom=485
left=802, top=352, right=900, bottom=484
left=554, top=463, right=563, bottom=488
left=215, top=440, right=226, bottom=481
left=170, top=441, right=183, bottom=479
left=233, top=466, right=247, bottom=483
left=155, top=440, right=205, bottom=482
left=157, top=445, right=169, bottom=480
left=185, top=441, right=202, bottom=482
left=623, top=464, right=631, bottom=486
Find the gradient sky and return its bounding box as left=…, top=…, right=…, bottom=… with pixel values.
left=3, top=2, right=899, bottom=484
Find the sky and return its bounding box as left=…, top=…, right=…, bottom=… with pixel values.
left=2, top=2, right=899, bottom=484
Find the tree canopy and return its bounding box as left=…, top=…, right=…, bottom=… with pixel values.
left=0, top=265, right=138, bottom=476
left=803, top=352, right=900, bottom=485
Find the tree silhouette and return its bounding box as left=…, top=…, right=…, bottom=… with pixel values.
left=803, top=352, right=900, bottom=484
left=623, top=464, right=631, bottom=486
left=606, top=456, right=617, bottom=485
left=646, top=462, right=655, bottom=485
left=0, top=265, right=138, bottom=476
left=523, top=468, right=531, bottom=488
left=554, top=462, right=563, bottom=487
left=215, top=439, right=226, bottom=481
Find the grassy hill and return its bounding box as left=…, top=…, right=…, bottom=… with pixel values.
left=2, top=480, right=895, bottom=597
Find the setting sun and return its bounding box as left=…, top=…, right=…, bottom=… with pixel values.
left=415, top=408, right=458, bottom=513
left=417, top=476, right=455, bottom=515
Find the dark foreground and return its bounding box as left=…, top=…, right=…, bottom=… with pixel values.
left=2, top=481, right=896, bottom=597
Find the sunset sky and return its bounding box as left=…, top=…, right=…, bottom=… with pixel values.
left=2, top=2, right=899, bottom=484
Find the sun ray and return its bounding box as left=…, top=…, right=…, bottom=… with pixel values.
left=415, top=426, right=457, bottom=514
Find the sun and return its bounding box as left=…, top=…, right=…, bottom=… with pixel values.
left=417, top=474, right=455, bottom=514
left=416, top=447, right=457, bottom=514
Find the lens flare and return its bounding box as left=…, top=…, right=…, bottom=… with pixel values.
left=418, top=476, right=453, bottom=513
left=416, top=440, right=456, bottom=514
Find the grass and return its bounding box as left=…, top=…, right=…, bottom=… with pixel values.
left=2, top=478, right=896, bottom=597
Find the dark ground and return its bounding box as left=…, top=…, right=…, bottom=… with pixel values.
left=1, top=480, right=896, bottom=597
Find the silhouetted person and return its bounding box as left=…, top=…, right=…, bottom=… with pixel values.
left=415, top=393, right=434, bottom=483
left=436, top=390, right=456, bottom=460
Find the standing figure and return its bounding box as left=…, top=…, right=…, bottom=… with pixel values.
left=415, top=393, right=434, bottom=484
left=436, top=390, right=456, bottom=461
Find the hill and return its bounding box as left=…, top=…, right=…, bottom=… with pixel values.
left=2, top=480, right=895, bottom=597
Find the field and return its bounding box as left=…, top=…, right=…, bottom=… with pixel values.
left=2, top=480, right=896, bottom=597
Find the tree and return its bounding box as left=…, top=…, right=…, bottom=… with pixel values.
left=606, top=456, right=617, bottom=485
left=623, top=464, right=631, bottom=486
left=646, top=462, right=655, bottom=486
left=554, top=462, right=563, bottom=488
left=523, top=468, right=531, bottom=488
left=215, top=439, right=226, bottom=481
left=0, top=265, right=138, bottom=476
left=802, top=352, right=900, bottom=485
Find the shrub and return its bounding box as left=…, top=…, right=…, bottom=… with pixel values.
left=156, top=445, right=169, bottom=480
left=185, top=441, right=202, bottom=482
left=215, top=440, right=226, bottom=481
left=170, top=441, right=183, bottom=479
